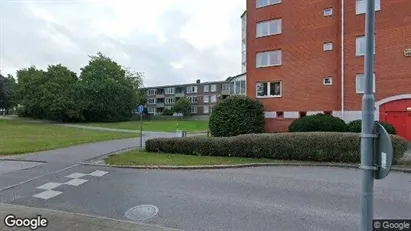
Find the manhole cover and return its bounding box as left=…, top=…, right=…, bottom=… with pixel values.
left=124, top=205, right=159, bottom=221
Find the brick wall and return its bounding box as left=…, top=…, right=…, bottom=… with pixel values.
left=246, top=0, right=411, bottom=114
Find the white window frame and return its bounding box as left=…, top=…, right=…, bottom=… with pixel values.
left=256, top=18, right=282, bottom=38
left=191, top=106, right=197, bottom=114
left=256, top=81, right=282, bottom=98
left=356, top=35, right=375, bottom=56
left=356, top=0, right=380, bottom=15
left=210, top=95, right=217, bottom=103
left=165, top=97, right=175, bottom=104
left=324, top=8, right=333, bottom=17
left=165, top=88, right=175, bottom=94
left=147, top=89, right=157, bottom=96
left=203, top=95, right=209, bottom=103
left=203, top=105, right=209, bottom=114
left=323, top=77, right=333, bottom=86
left=356, top=73, right=376, bottom=94
left=147, top=98, right=156, bottom=105
left=256, top=0, right=281, bottom=8
left=323, top=42, right=333, bottom=51
left=188, top=96, right=197, bottom=104
left=210, top=84, right=217, bottom=92
left=148, top=107, right=155, bottom=113
left=186, top=86, right=197, bottom=93
left=256, top=50, right=282, bottom=68
left=204, top=85, right=209, bottom=92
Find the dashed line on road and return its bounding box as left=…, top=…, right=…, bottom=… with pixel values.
left=32, top=170, right=108, bottom=200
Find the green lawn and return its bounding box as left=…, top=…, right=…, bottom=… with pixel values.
left=105, top=149, right=283, bottom=166
left=83, top=120, right=209, bottom=133
left=0, top=120, right=139, bottom=156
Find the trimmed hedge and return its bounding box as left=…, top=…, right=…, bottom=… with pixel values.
left=146, top=133, right=408, bottom=164
left=347, top=119, right=397, bottom=134
left=288, top=114, right=348, bottom=132
left=209, top=95, right=265, bottom=137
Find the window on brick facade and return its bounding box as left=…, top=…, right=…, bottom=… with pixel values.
left=356, top=0, right=380, bottom=15
left=210, top=84, right=217, bottom=92
left=276, top=111, right=284, bottom=118
left=356, top=73, right=376, bottom=93
left=203, top=105, right=209, bottom=114
left=165, top=97, right=175, bottom=104
left=148, top=107, right=155, bottom=113
left=186, top=86, right=197, bottom=93
left=256, top=50, right=282, bottom=67
left=356, top=35, right=375, bottom=56
left=187, top=96, right=197, bottom=103
left=191, top=106, right=197, bottom=114
left=256, top=0, right=281, bottom=8
left=165, top=88, right=175, bottom=94
left=203, top=85, right=209, bottom=92
left=147, top=98, right=156, bottom=104
left=323, top=42, right=333, bottom=51
left=323, top=77, right=332, bottom=85
left=147, top=89, right=157, bottom=96
left=210, top=95, right=217, bottom=103
left=256, top=19, right=282, bottom=37
left=256, top=81, right=282, bottom=98
left=203, top=95, right=209, bottom=103
left=324, top=8, right=333, bottom=16
left=299, top=112, right=307, bottom=118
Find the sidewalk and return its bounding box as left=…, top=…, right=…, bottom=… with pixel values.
left=0, top=203, right=181, bottom=231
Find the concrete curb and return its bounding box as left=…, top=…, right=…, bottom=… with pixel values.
left=81, top=161, right=411, bottom=173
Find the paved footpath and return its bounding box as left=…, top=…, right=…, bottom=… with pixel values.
left=0, top=203, right=180, bottom=231
left=0, top=128, right=185, bottom=230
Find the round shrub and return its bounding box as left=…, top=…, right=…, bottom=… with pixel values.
left=347, top=119, right=397, bottom=134
left=288, top=113, right=348, bottom=132
left=209, top=95, right=265, bottom=137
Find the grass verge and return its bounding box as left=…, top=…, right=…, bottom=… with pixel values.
left=82, top=120, right=209, bottom=133
left=104, top=150, right=284, bottom=166
left=0, top=120, right=139, bottom=156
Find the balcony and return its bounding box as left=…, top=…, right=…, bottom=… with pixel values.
left=175, top=92, right=185, bottom=97
left=156, top=94, right=165, bottom=98
left=156, top=103, right=165, bottom=107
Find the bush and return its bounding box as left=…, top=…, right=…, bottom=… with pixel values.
left=347, top=119, right=397, bottom=134
left=162, top=108, right=174, bottom=116
left=288, top=113, right=348, bottom=132
left=145, top=132, right=408, bottom=164
left=209, top=95, right=265, bottom=137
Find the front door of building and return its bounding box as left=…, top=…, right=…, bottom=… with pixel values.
left=406, top=111, right=411, bottom=141
left=385, top=111, right=406, bottom=139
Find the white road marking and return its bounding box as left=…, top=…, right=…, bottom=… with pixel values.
left=31, top=169, right=108, bottom=199
left=64, top=178, right=88, bottom=186
left=32, top=190, right=62, bottom=200
left=89, top=170, right=108, bottom=177
left=36, top=182, right=62, bottom=190
left=65, top=173, right=87, bottom=178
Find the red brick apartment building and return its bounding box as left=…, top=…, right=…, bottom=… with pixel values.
left=244, top=0, right=411, bottom=140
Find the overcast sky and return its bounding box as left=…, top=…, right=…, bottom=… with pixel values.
left=0, top=0, right=245, bottom=87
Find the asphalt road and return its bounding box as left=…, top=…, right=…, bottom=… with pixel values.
left=0, top=126, right=410, bottom=231
left=0, top=164, right=410, bottom=231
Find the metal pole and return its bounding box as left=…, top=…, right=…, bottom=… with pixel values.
left=360, top=0, right=376, bottom=230
left=140, top=113, right=143, bottom=149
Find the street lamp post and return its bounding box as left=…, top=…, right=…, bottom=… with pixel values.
left=360, top=0, right=376, bottom=230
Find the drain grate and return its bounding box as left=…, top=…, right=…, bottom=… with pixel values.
left=124, top=204, right=159, bottom=221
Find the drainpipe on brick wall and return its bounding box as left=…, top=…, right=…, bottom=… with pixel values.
left=341, top=0, right=345, bottom=120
